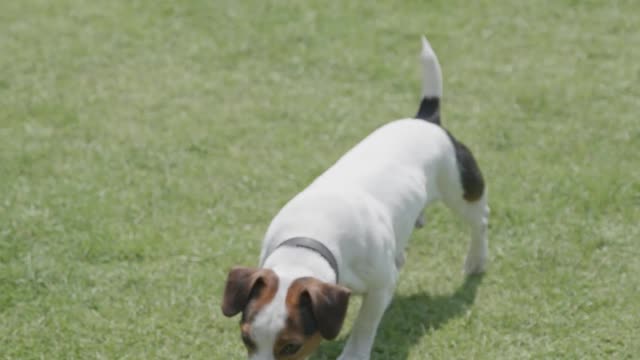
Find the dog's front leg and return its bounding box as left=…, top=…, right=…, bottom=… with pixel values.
left=337, top=288, right=394, bottom=360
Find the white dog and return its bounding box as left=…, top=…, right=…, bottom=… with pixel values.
left=221, top=36, right=489, bottom=360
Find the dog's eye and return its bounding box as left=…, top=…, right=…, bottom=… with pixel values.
left=279, top=343, right=302, bottom=356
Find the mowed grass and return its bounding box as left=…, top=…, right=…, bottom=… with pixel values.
left=1, top=0, right=639, bottom=359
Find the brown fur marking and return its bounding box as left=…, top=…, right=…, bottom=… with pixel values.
left=271, top=279, right=326, bottom=359
left=243, top=269, right=279, bottom=322
left=221, top=267, right=279, bottom=319
left=221, top=267, right=279, bottom=354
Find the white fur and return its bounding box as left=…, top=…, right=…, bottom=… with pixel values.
left=252, top=36, right=489, bottom=360
left=420, top=36, right=442, bottom=98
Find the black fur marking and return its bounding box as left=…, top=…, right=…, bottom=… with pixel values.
left=299, top=292, right=317, bottom=336
left=240, top=279, right=265, bottom=323
left=446, top=131, right=485, bottom=202
left=415, top=96, right=484, bottom=201
left=415, top=97, right=440, bottom=124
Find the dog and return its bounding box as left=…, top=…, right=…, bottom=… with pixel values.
left=221, top=36, right=489, bottom=360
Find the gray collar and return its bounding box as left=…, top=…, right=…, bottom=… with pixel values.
left=273, top=237, right=339, bottom=282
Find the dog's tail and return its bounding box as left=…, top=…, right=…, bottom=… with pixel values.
left=415, top=36, right=442, bottom=125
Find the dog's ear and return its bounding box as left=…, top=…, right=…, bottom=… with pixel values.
left=221, top=267, right=277, bottom=317
left=291, top=278, right=351, bottom=340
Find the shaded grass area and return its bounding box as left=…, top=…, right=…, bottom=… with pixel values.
left=1, top=0, right=639, bottom=358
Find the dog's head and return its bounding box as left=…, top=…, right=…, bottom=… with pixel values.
left=221, top=267, right=351, bottom=359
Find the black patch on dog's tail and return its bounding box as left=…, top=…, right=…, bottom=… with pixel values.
left=415, top=97, right=440, bottom=125
left=417, top=36, right=442, bottom=124
left=416, top=36, right=484, bottom=202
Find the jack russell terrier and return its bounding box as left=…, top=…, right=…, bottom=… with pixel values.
left=221, top=36, right=489, bottom=360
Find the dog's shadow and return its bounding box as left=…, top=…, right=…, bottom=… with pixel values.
left=313, top=274, right=485, bottom=359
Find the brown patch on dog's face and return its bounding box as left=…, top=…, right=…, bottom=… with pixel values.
left=239, top=323, right=257, bottom=354
left=268, top=277, right=351, bottom=359
left=222, top=271, right=350, bottom=358
left=221, top=267, right=279, bottom=354
left=221, top=267, right=279, bottom=318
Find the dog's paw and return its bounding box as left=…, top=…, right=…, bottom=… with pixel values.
left=464, top=254, right=487, bottom=275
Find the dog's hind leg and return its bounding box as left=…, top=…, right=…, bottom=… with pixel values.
left=440, top=135, right=489, bottom=275
left=442, top=190, right=489, bottom=275
left=460, top=193, right=489, bottom=275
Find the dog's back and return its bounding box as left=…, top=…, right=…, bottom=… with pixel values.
left=261, top=38, right=464, bottom=291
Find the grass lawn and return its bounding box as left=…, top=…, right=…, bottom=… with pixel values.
left=1, top=0, right=639, bottom=359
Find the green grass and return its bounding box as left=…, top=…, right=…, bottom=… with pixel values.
left=1, top=0, right=639, bottom=359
